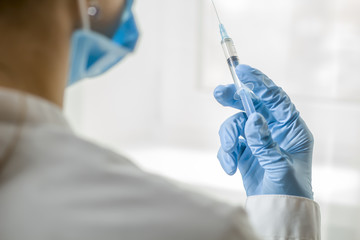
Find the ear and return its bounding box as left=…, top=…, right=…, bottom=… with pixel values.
left=89, top=0, right=126, bottom=38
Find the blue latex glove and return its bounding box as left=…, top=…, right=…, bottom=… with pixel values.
left=214, top=65, right=314, bottom=199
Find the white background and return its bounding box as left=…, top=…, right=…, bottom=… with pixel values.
left=64, top=0, right=360, bottom=239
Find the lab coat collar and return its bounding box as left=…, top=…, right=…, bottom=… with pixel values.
left=0, top=87, right=71, bottom=168
left=0, top=87, right=70, bottom=129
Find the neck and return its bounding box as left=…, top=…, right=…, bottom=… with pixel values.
left=0, top=1, right=78, bottom=108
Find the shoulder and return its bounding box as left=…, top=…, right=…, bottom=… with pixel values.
left=6, top=124, right=256, bottom=240
left=19, top=124, right=133, bottom=167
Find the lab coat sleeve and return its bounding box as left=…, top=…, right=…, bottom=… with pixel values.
left=245, top=195, right=321, bottom=240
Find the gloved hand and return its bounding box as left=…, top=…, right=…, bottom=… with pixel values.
left=214, top=65, right=314, bottom=199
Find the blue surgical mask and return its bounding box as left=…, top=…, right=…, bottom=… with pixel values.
left=68, top=0, right=139, bottom=86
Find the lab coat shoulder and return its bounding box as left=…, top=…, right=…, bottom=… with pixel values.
left=0, top=125, right=259, bottom=240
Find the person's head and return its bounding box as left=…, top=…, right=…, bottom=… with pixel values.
left=0, top=0, right=126, bottom=33
left=0, top=0, right=136, bottom=107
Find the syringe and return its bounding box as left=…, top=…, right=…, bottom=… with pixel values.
left=211, top=0, right=256, bottom=117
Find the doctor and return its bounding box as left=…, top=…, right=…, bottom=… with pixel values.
left=0, top=0, right=320, bottom=239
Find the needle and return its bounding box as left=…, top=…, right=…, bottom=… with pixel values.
left=211, top=0, right=230, bottom=39
left=211, top=0, right=222, bottom=24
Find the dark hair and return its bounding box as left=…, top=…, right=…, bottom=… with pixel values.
left=0, top=0, right=28, bottom=9
left=0, top=0, right=50, bottom=16
left=0, top=0, right=57, bottom=28
left=0, top=1, right=31, bottom=16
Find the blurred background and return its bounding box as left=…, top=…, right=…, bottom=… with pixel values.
left=64, top=0, right=360, bottom=239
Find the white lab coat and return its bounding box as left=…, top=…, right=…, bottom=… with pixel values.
left=0, top=88, right=321, bottom=240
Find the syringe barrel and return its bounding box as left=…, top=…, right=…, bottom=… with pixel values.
left=220, top=36, right=256, bottom=117
left=221, top=37, right=256, bottom=116
left=221, top=38, right=239, bottom=60
left=221, top=37, right=241, bottom=79
left=221, top=37, right=242, bottom=90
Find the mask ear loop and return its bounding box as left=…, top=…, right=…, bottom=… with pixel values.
left=77, top=0, right=91, bottom=30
